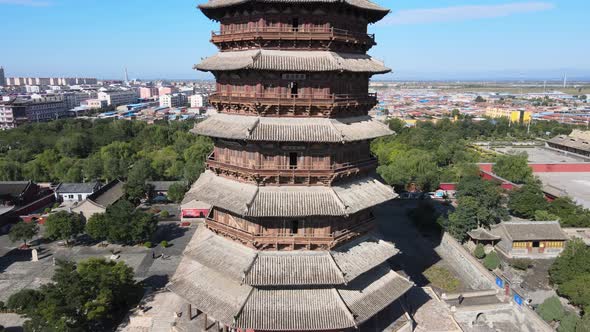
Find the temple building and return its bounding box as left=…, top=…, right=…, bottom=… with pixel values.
left=170, top=0, right=413, bottom=330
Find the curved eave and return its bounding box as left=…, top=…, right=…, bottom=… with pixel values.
left=182, top=171, right=398, bottom=218
left=194, top=50, right=391, bottom=75
left=190, top=114, right=394, bottom=143
left=198, top=0, right=390, bottom=23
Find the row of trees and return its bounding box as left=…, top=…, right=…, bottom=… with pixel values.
left=5, top=258, right=143, bottom=332
left=9, top=201, right=159, bottom=247
left=372, top=117, right=576, bottom=191
left=0, top=118, right=212, bottom=184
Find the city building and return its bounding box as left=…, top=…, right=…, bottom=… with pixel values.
left=98, top=90, right=137, bottom=107
left=0, top=66, right=5, bottom=86
left=82, top=98, right=107, bottom=109
left=0, top=96, right=68, bottom=127
left=139, top=87, right=159, bottom=99
left=5, top=76, right=97, bottom=86
left=490, top=221, right=568, bottom=258
left=159, top=93, right=187, bottom=108
left=55, top=182, right=102, bottom=203
left=158, top=86, right=174, bottom=96
left=189, top=94, right=206, bottom=108
left=169, top=1, right=414, bottom=331
left=485, top=108, right=532, bottom=124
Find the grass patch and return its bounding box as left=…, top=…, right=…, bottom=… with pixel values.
left=423, top=266, right=461, bottom=292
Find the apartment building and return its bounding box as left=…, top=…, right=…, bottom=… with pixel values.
left=189, top=94, right=207, bottom=108
left=98, top=90, right=137, bottom=107
left=159, top=93, right=187, bottom=108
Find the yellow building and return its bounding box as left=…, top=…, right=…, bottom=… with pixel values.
left=485, top=108, right=532, bottom=124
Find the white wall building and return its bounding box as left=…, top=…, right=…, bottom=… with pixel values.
left=189, top=94, right=206, bottom=108
left=98, top=90, right=137, bottom=107
left=160, top=93, right=188, bottom=108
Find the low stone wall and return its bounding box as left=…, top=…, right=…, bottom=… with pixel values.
left=435, top=233, right=496, bottom=290
left=435, top=233, right=554, bottom=332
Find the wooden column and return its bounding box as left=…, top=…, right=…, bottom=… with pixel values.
left=203, top=313, right=208, bottom=331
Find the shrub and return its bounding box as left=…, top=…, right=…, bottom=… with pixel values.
left=423, top=266, right=461, bottom=292
left=0, top=301, right=5, bottom=310
left=537, top=296, right=565, bottom=323
left=144, top=241, right=152, bottom=248
left=52, top=202, right=60, bottom=209
left=483, top=251, right=501, bottom=271
left=160, top=240, right=168, bottom=248
left=43, top=207, right=51, bottom=214
left=6, top=289, right=44, bottom=313
left=474, top=244, right=486, bottom=259
left=511, top=259, right=533, bottom=271
left=160, top=210, right=170, bottom=218
left=559, top=312, right=580, bottom=332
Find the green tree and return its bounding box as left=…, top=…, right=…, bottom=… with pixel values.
left=85, top=213, right=110, bottom=242
left=537, top=296, right=565, bottom=322
left=447, top=196, right=480, bottom=241
left=6, top=289, right=44, bottom=313
left=559, top=273, right=590, bottom=310
left=492, top=154, right=533, bottom=184
left=475, top=96, right=486, bottom=103
left=577, top=314, right=590, bottom=332
left=124, top=159, right=154, bottom=203
left=8, top=221, right=38, bottom=246
left=508, top=181, right=549, bottom=219
left=167, top=182, right=188, bottom=203
left=535, top=210, right=559, bottom=221
left=548, top=197, right=590, bottom=227
left=483, top=251, right=501, bottom=270
left=559, top=313, right=581, bottom=332
left=386, top=118, right=406, bottom=133
left=21, top=259, right=142, bottom=331
left=550, top=239, right=590, bottom=286
left=44, top=211, right=84, bottom=244
left=474, top=244, right=486, bottom=259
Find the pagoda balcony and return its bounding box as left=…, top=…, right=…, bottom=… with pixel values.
left=206, top=153, right=378, bottom=185
left=209, top=92, right=378, bottom=110
left=205, top=214, right=375, bottom=250
left=211, top=27, right=375, bottom=48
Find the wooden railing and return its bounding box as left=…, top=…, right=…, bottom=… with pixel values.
left=207, top=152, right=378, bottom=174
left=212, top=27, right=375, bottom=45
left=206, top=214, right=375, bottom=248
left=209, top=92, right=378, bottom=107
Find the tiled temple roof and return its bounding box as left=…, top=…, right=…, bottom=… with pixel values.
left=195, top=50, right=390, bottom=74
left=168, top=227, right=412, bottom=329
left=182, top=171, right=397, bottom=217
left=181, top=226, right=399, bottom=286
left=548, top=134, right=590, bottom=153
left=199, top=0, right=389, bottom=23
left=191, top=114, right=393, bottom=143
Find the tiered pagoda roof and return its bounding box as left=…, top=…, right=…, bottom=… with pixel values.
left=196, top=50, right=390, bottom=74
left=191, top=114, right=393, bottom=142
left=199, top=0, right=390, bottom=22
left=169, top=226, right=413, bottom=330
left=182, top=171, right=397, bottom=217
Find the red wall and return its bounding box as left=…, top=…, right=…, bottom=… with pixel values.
left=529, top=163, right=590, bottom=173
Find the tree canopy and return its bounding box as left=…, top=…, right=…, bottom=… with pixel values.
left=492, top=153, right=533, bottom=184
left=19, top=258, right=142, bottom=332
left=8, top=221, right=38, bottom=246
left=85, top=200, right=157, bottom=245
left=508, top=180, right=549, bottom=219
left=44, top=211, right=84, bottom=244
left=0, top=118, right=212, bottom=184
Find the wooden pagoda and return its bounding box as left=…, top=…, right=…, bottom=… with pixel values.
left=170, top=0, right=413, bottom=330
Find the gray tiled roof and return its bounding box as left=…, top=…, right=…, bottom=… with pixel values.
left=0, top=181, right=31, bottom=197
left=195, top=50, right=391, bottom=74
left=191, top=113, right=393, bottom=143
left=169, top=243, right=411, bottom=329
left=491, top=221, right=568, bottom=242
left=182, top=226, right=399, bottom=286
left=88, top=180, right=125, bottom=208
left=467, top=228, right=501, bottom=241
left=182, top=171, right=397, bottom=217
left=199, top=0, right=389, bottom=23
left=56, top=182, right=100, bottom=194
left=548, top=134, right=590, bottom=153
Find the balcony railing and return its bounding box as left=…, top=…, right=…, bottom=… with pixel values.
left=209, top=92, right=378, bottom=108
left=212, top=27, right=375, bottom=45
left=206, top=214, right=375, bottom=248
left=207, top=152, right=378, bottom=174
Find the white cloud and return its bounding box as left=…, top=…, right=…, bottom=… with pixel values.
left=380, top=2, right=555, bottom=25
left=0, top=0, right=51, bottom=6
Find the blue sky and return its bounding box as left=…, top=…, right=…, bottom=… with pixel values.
left=1, top=0, right=589, bottom=80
